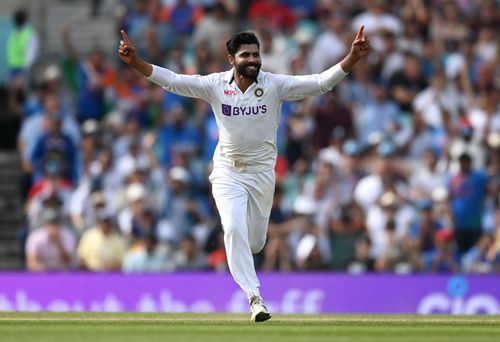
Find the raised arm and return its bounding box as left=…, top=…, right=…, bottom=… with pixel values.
left=118, top=30, right=153, bottom=77
left=118, top=29, right=213, bottom=100
left=277, top=26, right=370, bottom=101
left=339, top=25, right=369, bottom=73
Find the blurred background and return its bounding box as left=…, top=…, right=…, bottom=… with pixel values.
left=0, top=0, right=499, bottom=280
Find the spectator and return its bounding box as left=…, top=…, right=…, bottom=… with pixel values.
left=204, top=224, right=227, bottom=272
left=115, top=137, right=151, bottom=182
left=429, top=229, right=458, bottom=273
left=17, top=94, right=80, bottom=198
left=193, top=2, right=235, bottom=61
left=408, top=200, right=443, bottom=271
left=69, top=147, right=122, bottom=231
left=6, top=9, right=39, bottom=82
left=159, top=0, right=202, bottom=38
left=448, top=153, right=488, bottom=255
left=77, top=119, right=101, bottom=180
left=329, top=201, right=366, bottom=271
left=30, top=112, right=78, bottom=184
left=447, top=118, right=485, bottom=174
left=173, top=234, right=208, bottom=271
left=158, top=166, right=208, bottom=244
left=76, top=48, right=110, bottom=122
left=375, top=218, right=411, bottom=273
left=312, top=92, right=354, bottom=152
left=430, top=0, right=470, bottom=54
left=257, top=29, right=291, bottom=75
left=348, top=235, right=376, bottom=273
left=25, top=208, right=76, bottom=271
left=25, top=161, right=73, bottom=228
left=248, top=0, right=296, bottom=32
left=409, top=148, right=448, bottom=201
left=117, top=182, right=151, bottom=238
left=122, top=234, right=173, bottom=272
left=468, top=86, right=499, bottom=145
left=307, top=12, right=348, bottom=74
left=262, top=186, right=292, bottom=271
left=351, top=0, right=402, bottom=53
left=294, top=220, right=327, bottom=271
left=282, top=157, right=314, bottom=213
left=377, top=30, right=405, bottom=82
left=462, top=233, right=495, bottom=273
left=77, top=208, right=127, bottom=271
left=388, top=52, right=427, bottom=114
left=353, top=82, right=399, bottom=147
left=364, top=189, right=414, bottom=263
left=157, top=104, right=201, bottom=168
left=413, top=69, right=462, bottom=133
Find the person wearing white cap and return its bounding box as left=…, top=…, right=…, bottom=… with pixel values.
left=118, top=25, right=370, bottom=322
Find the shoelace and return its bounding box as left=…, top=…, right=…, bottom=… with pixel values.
left=250, top=297, right=267, bottom=311
left=250, top=296, right=263, bottom=306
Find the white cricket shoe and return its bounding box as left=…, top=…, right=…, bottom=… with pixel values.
left=250, top=295, right=271, bottom=322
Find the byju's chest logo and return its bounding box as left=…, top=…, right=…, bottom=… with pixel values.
left=222, top=104, right=232, bottom=116
left=221, top=104, right=267, bottom=116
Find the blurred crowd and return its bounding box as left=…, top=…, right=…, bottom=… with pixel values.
left=4, top=0, right=500, bottom=274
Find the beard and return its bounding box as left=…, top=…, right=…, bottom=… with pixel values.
left=235, top=62, right=261, bottom=80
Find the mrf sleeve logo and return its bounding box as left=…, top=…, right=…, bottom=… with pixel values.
left=221, top=104, right=267, bottom=116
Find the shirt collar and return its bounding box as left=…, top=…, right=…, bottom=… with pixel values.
left=223, top=68, right=234, bottom=84
left=224, top=68, right=261, bottom=85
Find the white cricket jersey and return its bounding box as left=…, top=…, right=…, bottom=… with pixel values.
left=147, top=63, right=348, bottom=172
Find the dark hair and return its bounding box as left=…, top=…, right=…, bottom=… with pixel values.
left=226, top=32, right=260, bottom=56
left=13, top=9, right=27, bottom=28
left=458, top=153, right=472, bottom=163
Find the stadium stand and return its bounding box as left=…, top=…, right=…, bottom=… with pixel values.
left=0, top=0, right=499, bottom=274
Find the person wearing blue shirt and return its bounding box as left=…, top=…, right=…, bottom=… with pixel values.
left=448, top=153, right=489, bottom=255
left=30, top=113, right=78, bottom=184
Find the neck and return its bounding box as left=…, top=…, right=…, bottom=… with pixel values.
left=233, top=70, right=255, bottom=93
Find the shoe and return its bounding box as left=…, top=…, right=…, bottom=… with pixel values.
left=250, top=295, right=272, bottom=322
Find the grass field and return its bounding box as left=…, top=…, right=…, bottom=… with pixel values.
left=1, top=312, right=499, bottom=342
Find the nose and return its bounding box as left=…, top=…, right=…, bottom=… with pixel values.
left=247, top=55, right=259, bottom=64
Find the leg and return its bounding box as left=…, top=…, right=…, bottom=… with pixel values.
left=244, top=170, right=274, bottom=322
left=246, top=169, right=275, bottom=254
left=210, top=168, right=261, bottom=299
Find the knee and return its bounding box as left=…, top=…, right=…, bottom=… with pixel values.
left=250, top=236, right=267, bottom=254
left=223, top=223, right=243, bottom=241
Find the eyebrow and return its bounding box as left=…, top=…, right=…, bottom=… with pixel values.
left=238, top=51, right=260, bottom=56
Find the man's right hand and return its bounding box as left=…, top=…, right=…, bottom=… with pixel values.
left=118, top=29, right=136, bottom=64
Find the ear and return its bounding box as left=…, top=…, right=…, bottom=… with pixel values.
left=228, top=54, right=235, bottom=66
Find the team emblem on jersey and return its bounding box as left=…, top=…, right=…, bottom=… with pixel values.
left=254, top=87, right=264, bottom=98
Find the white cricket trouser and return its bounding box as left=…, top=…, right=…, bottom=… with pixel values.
left=209, top=166, right=275, bottom=300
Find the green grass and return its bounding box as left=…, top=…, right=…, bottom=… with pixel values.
left=1, top=312, right=499, bottom=342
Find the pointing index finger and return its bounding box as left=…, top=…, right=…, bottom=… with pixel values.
left=120, top=30, right=130, bottom=43
left=356, top=25, right=365, bottom=39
